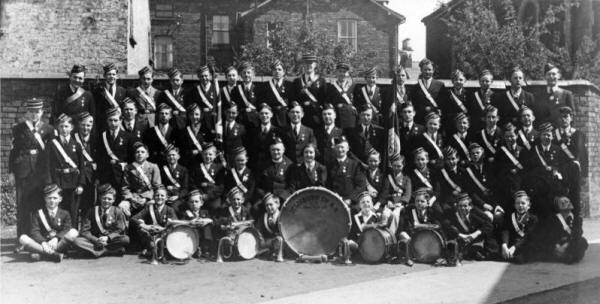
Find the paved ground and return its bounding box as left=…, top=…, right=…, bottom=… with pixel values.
left=1, top=220, right=599, bottom=304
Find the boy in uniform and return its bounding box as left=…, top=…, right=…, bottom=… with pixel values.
left=94, top=63, right=127, bottom=131
left=500, top=190, right=538, bottom=262
left=190, top=142, right=225, bottom=210
left=121, top=97, right=149, bottom=142
left=97, top=107, right=133, bottom=192
left=120, top=142, right=161, bottom=217
left=256, top=193, right=284, bottom=262
left=74, top=112, right=97, bottom=223
left=215, top=187, right=253, bottom=262
left=161, top=144, right=189, bottom=213
left=180, top=190, right=214, bottom=258
left=129, top=66, right=161, bottom=127
left=143, top=103, right=176, bottom=165
left=53, top=64, right=95, bottom=123
left=158, top=68, right=187, bottom=129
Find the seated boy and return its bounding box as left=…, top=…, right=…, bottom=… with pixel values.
left=120, top=142, right=161, bottom=217
left=73, top=184, right=130, bottom=257
left=215, top=186, right=253, bottom=262
left=500, top=190, right=538, bottom=262
left=131, top=185, right=178, bottom=262
left=19, top=184, right=79, bottom=262
left=339, top=191, right=383, bottom=264
left=161, top=144, right=189, bottom=213
left=256, top=193, right=284, bottom=262
left=180, top=189, right=213, bottom=258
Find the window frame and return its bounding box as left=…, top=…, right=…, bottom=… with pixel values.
left=153, top=35, right=174, bottom=70
left=337, top=19, right=358, bottom=51
left=211, top=15, right=230, bottom=46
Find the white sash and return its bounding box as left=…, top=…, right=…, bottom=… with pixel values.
left=65, top=87, right=85, bottom=104
left=500, top=146, right=523, bottom=170
left=511, top=213, right=525, bottom=237
left=414, top=169, right=433, bottom=189
left=481, top=130, right=497, bottom=154
left=560, top=143, right=575, bottom=160
left=453, top=134, right=470, bottom=160
left=455, top=212, right=469, bottom=232
left=534, top=146, right=550, bottom=170
left=556, top=213, right=571, bottom=235
left=263, top=212, right=279, bottom=234
left=74, top=133, right=93, bottom=162
left=102, top=132, right=120, bottom=161
left=332, top=82, right=352, bottom=104
left=102, top=87, right=119, bottom=108
left=51, top=139, right=77, bottom=169
left=441, top=168, right=461, bottom=192
left=136, top=87, right=156, bottom=111
left=25, top=121, right=45, bottom=150
left=268, top=79, right=287, bottom=107
left=387, top=174, right=400, bottom=192
left=237, top=85, right=256, bottom=110
left=186, top=126, right=203, bottom=151
left=222, top=86, right=232, bottom=103
left=231, top=169, right=248, bottom=193
left=186, top=210, right=195, bottom=219
left=412, top=209, right=422, bottom=225
left=164, top=90, right=186, bottom=112
left=200, top=164, right=216, bottom=184
left=396, top=86, right=406, bottom=104
left=38, top=209, right=52, bottom=232
left=196, top=85, right=214, bottom=110
left=554, top=129, right=563, bottom=142
left=354, top=213, right=373, bottom=232
left=418, top=79, right=438, bottom=108
left=95, top=206, right=107, bottom=234
left=163, top=165, right=181, bottom=188
left=474, top=91, right=485, bottom=111
left=133, top=162, right=152, bottom=189
left=300, top=76, right=318, bottom=103
left=450, top=90, right=468, bottom=113
left=149, top=204, right=158, bottom=225
left=518, top=130, right=532, bottom=150
left=361, top=86, right=379, bottom=113
left=505, top=91, right=520, bottom=112
left=228, top=206, right=242, bottom=222
left=424, top=133, right=443, bottom=158
left=466, top=167, right=489, bottom=193
left=153, top=126, right=169, bottom=148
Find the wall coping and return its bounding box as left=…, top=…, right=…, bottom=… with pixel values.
left=1, top=73, right=598, bottom=93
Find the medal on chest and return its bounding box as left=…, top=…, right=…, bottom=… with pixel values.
left=81, top=98, right=85, bottom=108
left=342, top=166, right=347, bottom=174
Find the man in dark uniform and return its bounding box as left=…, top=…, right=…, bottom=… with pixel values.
left=257, top=137, right=293, bottom=206
left=185, top=65, right=221, bottom=131
left=328, top=136, right=367, bottom=209
left=353, top=67, right=385, bottom=125
left=473, top=105, right=502, bottom=164
left=466, top=70, right=497, bottom=131
left=10, top=99, right=55, bottom=238
left=222, top=103, right=247, bottom=165
left=128, top=66, right=161, bottom=127
left=399, top=102, right=424, bottom=162
left=260, top=60, right=295, bottom=128
left=496, top=67, right=536, bottom=127
left=345, top=105, right=385, bottom=165
left=73, top=111, right=98, bottom=225
left=287, top=144, right=328, bottom=192
left=326, top=62, right=356, bottom=129
left=248, top=103, right=281, bottom=171
left=230, top=61, right=260, bottom=129
left=495, top=123, right=527, bottom=214
left=94, top=63, right=127, bottom=131
left=541, top=63, right=575, bottom=126
left=161, top=145, right=189, bottom=213
left=282, top=101, right=316, bottom=163
left=121, top=97, right=149, bottom=142
left=516, top=106, right=538, bottom=153
left=158, top=68, right=187, bottom=129
left=175, top=103, right=212, bottom=168
left=142, top=103, right=176, bottom=165
left=97, top=107, right=133, bottom=193
left=411, top=59, right=445, bottom=125
left=190, top=142, right=225, bottom=210
left=315, top=104, right=344, bottom=168
left=293, top=53, right=328, bottom=129
left=52, top=64, right=95, bottom=124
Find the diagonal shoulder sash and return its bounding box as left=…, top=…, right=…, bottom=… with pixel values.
left=65, top=87, right=85, bottom=104
left=153, top=126, right=169, bottom=148
left=500, top=146, right=523, bottom=170
left=534, top=146, right=550, bottom=170
left=474, top=91, right=485, bottom=111
left=511, top=213, right=525, bottom=237
left=102, top=88, right=119, bottom=108
left=361, top=87, right=379, bottom=113
left=186, top=127, right=203, bottom=151
left=414, top=169, right=433, bottom=189
left=332, top=82, right=352, bottom=105
left=560, top=143, right=575, bottom=160
left=51, top=139, right=77, bottom=169
left=95, top=206, right=107, bottom=234
left=133, top=163, right=152, bottom=189
left=136, top=87, right=156, bottom=111
left=200, top=164, right=216, bottom=184
left=556, top=213, right=571, bottom=235
left=466, top=167, right=489, bottom=193
left=237, top=85, right=256, bottom=110
left=149, top=204, right=158, bottom=226
left=102, top=132, right=120, bottom=161
left=450, top=90, right=468, bottom=113
left=269, top=80, right=287, bottom=107
left=186, top=210, right=195, bottom=219
left=164, top=90, right=186, bottom=112
left=418, top=79, right=438, bottom=108
left=505, top=91, right=520, bottom=112
left=231, top=169, right=248, bottom=193
left=228, top=206, right=241, bottom=222
left=387, top=174, right=400, bottom=192
left=518, top=130, right=532, bottom=150
left=196, top=85, right=214, bottom=110
left=412, top=209, right=421, bottom=225
left=163, top=166, right=181, bottom=188
left=441, top=168, right=461, bottom=192
left=38, top=209, right=52, bottom=233
left=354, top=213, right=372, bottom=232
left=554, top=129, right=563, bottom=142
left=25, top=121, right=45, bottom=150
left=222, top=86, right=232, bottom=103
left=453, top=134, right=471, bottom=160
left=74, top=134, right=93, bottom=162
left=423, top=133, right=443, bottom=158
left=455, top=212, right=469, bottom=232
left=263, top=212, right=279, bottom=234
left=480, top=130, right=497, bottom=154
left=300, top=77, right=318, bottom=103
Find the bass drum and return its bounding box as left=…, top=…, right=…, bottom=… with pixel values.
left=411, top=228, right=446, bottom=263
left=234, top=226, right=262, bottom=260
left=279, top=187, right=351, bottom=257
left=359, top=228, right=396, bottom=263
left=165, top=224, right=199, bottom=260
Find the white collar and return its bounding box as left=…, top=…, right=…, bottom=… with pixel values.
left=305, top=161, right=315, bottom=169
left=547, top=85, right=559, bottom=93
left=404, top=121, right=414, bottom=128
left=337, top=157, right=347, bottom=163
left=541, top=143, right=551, bottom=151
left=324, top=124, right=334, bottom=133
left=60, top=135, right=71, bottom=143
left=261, top=123, right=271, bottom=131
left=69, top=84, right=79, bottom=92
left=78, top=132, right=90, bottom=141
left=272, top=158, right=283, bottom=164
left=522, top=125, right=532, bottom=133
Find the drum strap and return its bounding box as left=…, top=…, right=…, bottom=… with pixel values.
left=103, top=87, right=119, bottom=108
left=95, top=206, right=107, bottom=234
left=560, top=143, right=575, bottom=160
left=418, top=79, right=438, bottom=108
left=332, top=82, right=352, bottom=105
left=200, top=164, right=216, bottom=184
left=231, top=169, right=248, bottom=193
left=263, top=212, right=279, bottom=234
left=153, top=126, right=169, bottom=149
left=534, top=146, right=550, bottom=170
left=554, top=129, right=562, bottom=142
left=186, top=210, right=195, bottom=219
left=455, top=212, right=470, bottom=232
left=412, top=209, right=421, bottom=225
left=38, top=209, right=52, bottom=233
left=133, top=162, right=152, bottom=189
left=268, top=79, right=288, bottom=107
left=480, top=130, right=497, bottom=154
left=354, top=212, right=373, bottom=232
left=387, top=174, right=400, bottom=192
left=424, top=133, right=443, bottom=158
left=102, top=132, right=120, bottom=162
left=65, top=87, right=85, bottom=104
left=229, top=206, right=242, bottom=222
left=556, top=213, right=571, bottom=235
left=511, top=213, right=524, bottom=237
left=450, top=90, right=468, bottom=113
left=500, top=146, right=523, bottom=169
left=25, top=121, right=45, bottom=150
left=222, top=86, right=232, bottom=103
left=74, top=133, right=93, bottom=162
left=414, top=169, right=433, bottom=189
left=149, top=204, right=158, bottom=226
left=165, top=90, right=186, bottom=112
left=186, top=126, right=203, bottom=152
left=136, top=87, right=156, bottom=111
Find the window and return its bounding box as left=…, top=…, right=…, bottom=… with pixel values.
left=212, top=15, right=230, bottom=45
left=154, top=36, right=173, bottom=70
left=337, top=19, right=357, bottom=51
left=152, top=1, right=174, bottom=18
left=266, top=22, right=283, bottom=48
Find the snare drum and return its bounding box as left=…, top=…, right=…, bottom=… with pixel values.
left=232, top=226, right=262, bottom=260
left=411, top=228, right=446, bottom=263
left=359, top=228, right=396, bottom=263
left=165, top=224, right=199, bottom=260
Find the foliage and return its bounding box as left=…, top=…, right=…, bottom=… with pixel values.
left=442, top=0, right=576, bottom=80
left=573, top=34, right=600, bottom=86
left=237, top=22, right=380, bottom=77
left=1, top=175, right=17, bottom=226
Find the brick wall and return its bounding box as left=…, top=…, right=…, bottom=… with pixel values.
left=1, top=76, right=598, bottom=216
left=0, top=0, right=129, bottom=74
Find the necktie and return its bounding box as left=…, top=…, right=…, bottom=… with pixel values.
left=295, top=125, right=300, bottom=137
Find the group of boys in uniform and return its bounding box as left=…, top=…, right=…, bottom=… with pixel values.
left=10, top=55, right=587, bottom=265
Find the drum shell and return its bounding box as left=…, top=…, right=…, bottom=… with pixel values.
left=359, top=228, right=396, bottom=263
left=410, top=228, right=446, bottom=263
left=231, top=226, right=262, bottom=260
left=165, top=224, right=200, bottom=260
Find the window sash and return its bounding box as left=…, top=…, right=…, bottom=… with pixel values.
left=212, top=15, right=230, bottom=45
left=154, top=37, right=173, bottom=69
left=337, top=20, right=357, bottom=50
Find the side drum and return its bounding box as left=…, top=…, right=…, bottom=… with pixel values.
left=165, top=225, right=199, bottom=260
left=234, top=226, right=262, bottom=260
left=411, top=228, right=446, bottom=263
left=359, top=228, right=396, bottom=263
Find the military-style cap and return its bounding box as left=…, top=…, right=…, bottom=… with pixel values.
left=484, top=104, right=498, bottom=113
left=25, top=98, right=44, bottom=110
left=186, top=103, right=200, bottom=113
left=364, top=67, right=378, bottom=78
left=201, top=141, right=215, bottom=151
left=197, top=65, right=210, bottom=74
left=289, top=100, right=302, bottom=109
left=238, top=61, right=254, bottom=72
left=336, top=62, right=351, bottom=72
left=56, top=113, right=72, bottom=125
left=554, top=196, right=573, bottom=211
left=138, top=66, right=153, bottom=76
left=413, top=187, right=432, bottom=199
left=455, top=112, right=468, bottom=122
left=106, top=107, right=121, bottom=118
left=367, top=147, right=378, bottom=156
left=390, top=153, right=404, bottom=164
left=227, top=186, right=244, bottom=198
left=503, top=122, right=516, bottom=133
left=443, top=146, right=458, bottom=157
left=559, top=106, right=573, bottom=116
left=122, top=97, right=136, bottom=105
left=157, top=102, right=172, bottom=111
left=233, top=146, right=247, bottom=156
left=333, top=136, right=348, bottom=146
left=97, top=184, right=116, bottom=196
left=468, top=142, right=483, bottom=150
left=538, top=122, right=554, bottom=133
left=412, top=147, right=428, bottom=157
left=43, top=184, right=61, bottom=196
left=70, top=64, right=86, bottom=74
left=425, top=111, right=440, bottom=122
left=455, top=192, right=471, bottom=202
left=103, top=63, right=117, bottom=74
left=356, top=191, right=372, bottom=203
left=132, top=141, right=148, bottom=151
left=225, top=66, right=237, bottom=74
left=154, top=184, right=167, bottom=192
left=263, top=192, right=278, bottom=204
left=513, top=190, right=529, bottom=201
left=75, top=111, right=92, bottom=122
left=544, top=63, right=559, bottom=74
left=400, top=101, right=414, bottom=110
left=269, top=136, right=284, bottom=146
left=258, top=103, right=272, bottom=112
left=322, top=103, right=335, bottom=111
left=301, top=53, right=317, bottom=63
left=165, top=143, right=179, bottom=154
left=167, top=68, right=182, bottom=79
left=359, top=104, right=373, bottom=113
left=270, top=59, right=284, bottom=70
left=187, top=189, right=202, bottom=199
left=479, top=69, right=493, bottom=79
left=518, top=105, right=533, bottom=115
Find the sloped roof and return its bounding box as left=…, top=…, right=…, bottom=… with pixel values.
left=421, top=0, right=464, bottom=24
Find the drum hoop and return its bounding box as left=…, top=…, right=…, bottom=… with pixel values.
left=278, top=186, right=352, bottom=256
left=411, top=228, right=446, bottom=263
left=165, top=225, right=199, bottom=260
left=359, top=227, right=396, bottom=262
left=235, top=227, right=260, bottom=259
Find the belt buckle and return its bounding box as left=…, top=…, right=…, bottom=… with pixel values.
left=63, top=168, right=70, bottom=174
left=29, top=149, right=38, bottom=155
